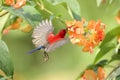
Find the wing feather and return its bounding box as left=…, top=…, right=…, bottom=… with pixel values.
left=32, top=19, right=54, bottom=47
left=45, top=38, right=69, bottom=52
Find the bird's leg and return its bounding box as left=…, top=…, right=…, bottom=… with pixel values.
left=43, top=51, right=49, bottom=62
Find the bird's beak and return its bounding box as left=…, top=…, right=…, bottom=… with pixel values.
left=66, top=26, right=71, bottom=31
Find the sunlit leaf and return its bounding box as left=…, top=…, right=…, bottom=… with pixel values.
left=94, top=43, right=115, bottom=63
left=0, top=13, right=10, bottom=39
left=96, top=0, right=103, bottom=7
left=0, top=40, right=14, bottom=78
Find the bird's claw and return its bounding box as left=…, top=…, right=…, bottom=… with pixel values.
left=43, top=52, right=49, bottom=62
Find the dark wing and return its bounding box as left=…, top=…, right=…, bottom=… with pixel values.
left=32, top=20, right=54, bottom=47
left=45, top=38, right=69, bottom=53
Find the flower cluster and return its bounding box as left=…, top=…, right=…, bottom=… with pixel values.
left=66, top=18, right=105, bottom=53
left=5, top=0, right=26, bottom=9
left=81, top=67, right=106, bottom=80
left=3, top=18, right=32, bottom=35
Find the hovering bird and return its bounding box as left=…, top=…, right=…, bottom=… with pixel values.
left=28, top=19, right=69, bottom=61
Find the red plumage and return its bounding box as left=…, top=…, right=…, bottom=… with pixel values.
left=47, top=29, right=67, bottom=44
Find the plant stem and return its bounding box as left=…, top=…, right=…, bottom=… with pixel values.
left=0, top=10, right=8, bottom=17
left=35, top=1, right=65, bottom=24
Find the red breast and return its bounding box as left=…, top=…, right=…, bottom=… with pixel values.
left=47, top=33, right=62, bottom=44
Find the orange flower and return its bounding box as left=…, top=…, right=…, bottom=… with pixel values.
left=97, top=67, right=106, bottom=80
left=81, top=70, right=97, bottom=80
left=95, top=28, right=105, bottom=42
left=2, top=29, right=10, bottom=35
left=102, top=0, right=106, bottom=3
left=5, top=0, right=14, bottom=5
left=5, top=0, right=26, bottom=9
left=83, top=41, right=94, bottom=53
left=2, top=17, right=32, bottom=35
left=115, top=10, right=120, bottom=24
left=2, top=22, right=20, bottom=35
left=13, top=0, right=26, bottom=9
left=81, top=67, right=106, bottom=80
left=87, top=20, right=96, bottom=29
left=66, top=18, right=105, bottom=53
left=8, top=18, right=22, bottom=30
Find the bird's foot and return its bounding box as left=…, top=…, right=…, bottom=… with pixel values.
left=43, top=52, right=49, bottom=62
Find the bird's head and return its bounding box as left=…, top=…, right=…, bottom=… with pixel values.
left=58, top=29, right=67, bottom=38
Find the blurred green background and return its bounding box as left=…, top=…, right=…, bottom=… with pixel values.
left=2, top=0, right=120, bottom=80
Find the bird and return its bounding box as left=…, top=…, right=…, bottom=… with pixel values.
left=28, top=19, right=69, bottom=61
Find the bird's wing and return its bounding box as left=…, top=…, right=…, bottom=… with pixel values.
left=45, top=38, right=69, bottom=53
left=32, top=20, right=54, bottom=47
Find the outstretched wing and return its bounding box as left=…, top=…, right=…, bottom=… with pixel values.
left=32, top=20, right=54, bottom=47
left=45, top=38, right=69, bottom=52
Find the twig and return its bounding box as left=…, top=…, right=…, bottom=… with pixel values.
left=0, top=10, right=8, bottom=17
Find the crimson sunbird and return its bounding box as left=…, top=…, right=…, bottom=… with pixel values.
left=28, top=19, right=69, bottom=61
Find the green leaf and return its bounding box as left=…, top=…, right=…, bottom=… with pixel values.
left=26, top=0, right=36, bottom=6
left=71, top=11, right=81, bottom=20
left=47, top=0, right=81, bottom=19
left=94, top=26, right=120, bottom=63
left=112, top=54, right=120, bottom=61
left=0, top=13, right=10, bottom=39
left=2, top=5, right=42, bottom=27
left=111, top=48, right=120, bottom=61
left=42, top=0, right=73, bottom=20
left=100, top=26, right=120, bottom=48
left=94, top=43, right=115, bottom=63
left=0, top=40, right=14, bottom=78
left=0, top=75, right=4, bottom=79
left=96, top=59, right=108, bottom=67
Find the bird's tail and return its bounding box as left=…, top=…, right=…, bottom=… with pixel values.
left=27, top=46, right=45, bottom=54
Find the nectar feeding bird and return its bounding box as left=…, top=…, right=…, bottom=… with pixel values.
left=28, top=19, right=69, bottom=61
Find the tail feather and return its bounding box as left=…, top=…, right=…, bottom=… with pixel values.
left=27, top=46, right=45, bottom=54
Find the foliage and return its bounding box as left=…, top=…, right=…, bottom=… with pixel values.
left=0, top=0, right=120, bottom=80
